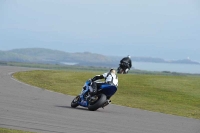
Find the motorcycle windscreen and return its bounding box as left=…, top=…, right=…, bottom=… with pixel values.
left=99, top=84, right=117, bottom=97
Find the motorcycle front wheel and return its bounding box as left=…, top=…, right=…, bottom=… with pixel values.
left=71, top=95, right=80, bottom=108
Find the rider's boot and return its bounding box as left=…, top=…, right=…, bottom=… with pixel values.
left=125, top=68, right=129, bottom=73
left=86, top=91, right=98, bottom=102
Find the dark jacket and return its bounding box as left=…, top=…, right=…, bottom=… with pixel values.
left=120, top=57, right=132, bottom=68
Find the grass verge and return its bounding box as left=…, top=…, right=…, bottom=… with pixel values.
left=0, top=128, right=35, bottom=133
left=13, top=70, right=200, bottom=119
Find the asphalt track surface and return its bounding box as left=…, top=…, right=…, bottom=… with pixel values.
left=0, top=66, right=199, bottom=133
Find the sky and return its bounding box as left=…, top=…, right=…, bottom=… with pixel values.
left=0, top=0, right=200, bottom=61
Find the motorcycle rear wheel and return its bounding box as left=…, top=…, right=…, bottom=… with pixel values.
left=117, top=67, right=124, bottom=74
left=88, top=94, right=107, bottom=111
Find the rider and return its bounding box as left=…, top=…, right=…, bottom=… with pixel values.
left=119, top=55, right=132, bottom=73
left=87, top=68, right=118, bottom=101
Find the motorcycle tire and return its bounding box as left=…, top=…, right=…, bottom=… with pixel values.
left=117, top=68, right=124, bottom=74
left=71, top=95, right=80, bottom=108
left=88, top=94, right=107, bottom=111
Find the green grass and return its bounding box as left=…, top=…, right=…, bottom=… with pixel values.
left=0, top=128, right=35, bottom=133
left=13, top=70, right=200, bottom=119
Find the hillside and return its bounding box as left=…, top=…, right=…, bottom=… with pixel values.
left=0, top=48, right=199, bottom=67
left=0, top=48, right=116, bottom=67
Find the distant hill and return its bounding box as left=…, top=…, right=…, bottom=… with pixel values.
left=0, top=48, right=116, bottom=67
left=0, top=48, right=199, bottom=67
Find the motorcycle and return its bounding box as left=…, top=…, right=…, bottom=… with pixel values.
left=117, top=63, right=129, bottom=74
left=71, top=80, right=117, bottom=111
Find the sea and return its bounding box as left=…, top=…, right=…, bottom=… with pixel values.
left=132, top=62, right=200, bottom=74
left=61, top=61, right=200, bottom=74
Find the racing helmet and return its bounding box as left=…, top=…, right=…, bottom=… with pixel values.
left=110, top=68, right=115, bottom=72
left=109, top=68, right=116, bottom=74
